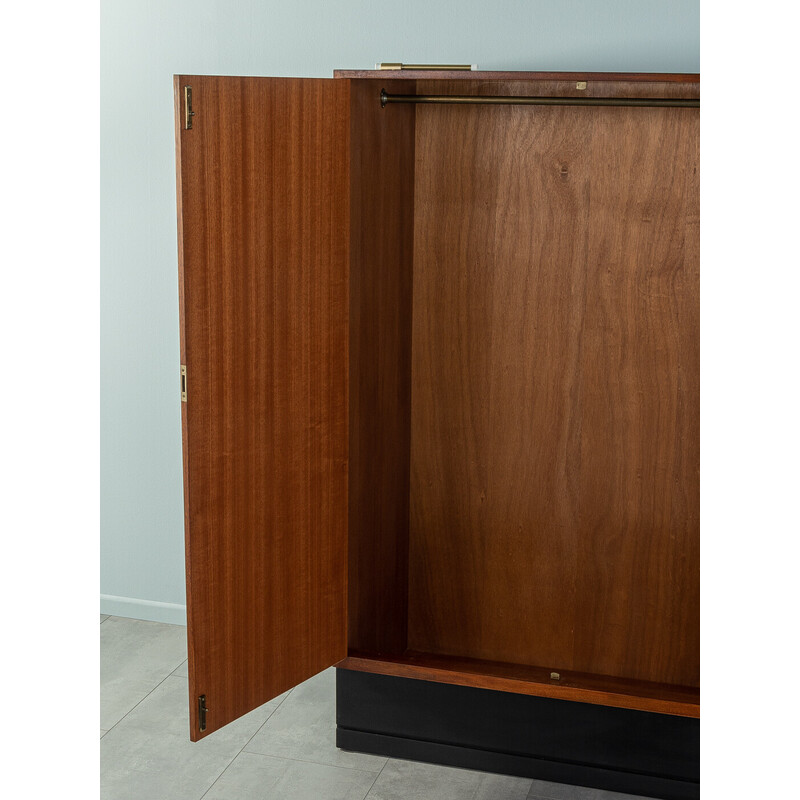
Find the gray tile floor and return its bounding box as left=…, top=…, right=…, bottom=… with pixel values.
left=100, top=615, right=650, bottom=800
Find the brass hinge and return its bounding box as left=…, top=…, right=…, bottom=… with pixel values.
left=180, top=365, right=187, bottom=402
left=198, top=694, right=208, bottom=732
left=377, top=62, right=476, bottom=71
left=184, top=85, right=195, bottom=129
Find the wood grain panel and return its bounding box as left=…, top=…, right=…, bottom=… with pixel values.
left=573, top=107, right=700, bottom=687
left=175, top=75, right=350, bottom=740
left=407, top=80, right=699, bottom=688
left=408, top=94, right=592, bottom=667
left=347, top=80, right=416, bottom=654
left=410, top=79, right=698, bottom=102
left=335, top=71, right=700, bottom=87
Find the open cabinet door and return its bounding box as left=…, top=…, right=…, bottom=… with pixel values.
left=174, top=75, right=350, bottom=740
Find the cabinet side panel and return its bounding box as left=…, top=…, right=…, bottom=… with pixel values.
left=176, top=76, right=350, bottom=739
left=348, top=80, right=416, bottom=654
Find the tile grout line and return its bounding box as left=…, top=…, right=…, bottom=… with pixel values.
left=102, top=668, right=185, bottom=737
left=362, top=759, right=388, bottom=799
left=196, top=688, right=295, bottom=800
left=101, top=615, right=187, bottom=734
left=197, top=684, right=389, bottom=799
left=236, top=747, right=387, bottom=773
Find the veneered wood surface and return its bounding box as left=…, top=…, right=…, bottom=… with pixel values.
left=572, top=105, right=700, bottom=686
left=175, top=75, right=350, bottom=740
left=340, top=653, right=699, bottom=718
left=407, top=81, right=699, bottom=688
left=347, top=80, right=416, bottom=654
left=393, top=78, right=698, bottom=101
left=407, top=93, right=589, bottom=669
left=335, top=70, right=700, bottom=85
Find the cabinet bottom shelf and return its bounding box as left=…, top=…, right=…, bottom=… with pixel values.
left=339, top=650, right=699, bottom=718
left=336, top=668, right=700, bottom=800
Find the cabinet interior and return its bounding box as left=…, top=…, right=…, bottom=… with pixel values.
left=346, top=78, right=699, bottom=716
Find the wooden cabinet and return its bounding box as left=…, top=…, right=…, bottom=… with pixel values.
left=174, top=69, right=699, bottom=754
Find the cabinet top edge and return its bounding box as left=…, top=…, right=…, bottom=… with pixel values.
left=333, top=70, right=699, bottom=83
left=172, top=71, right=699, bottom=85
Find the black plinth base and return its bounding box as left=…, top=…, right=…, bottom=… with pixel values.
left=336, top=669, right=699, bottom=800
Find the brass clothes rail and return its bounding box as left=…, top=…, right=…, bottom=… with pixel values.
left=380, top=89, right=699, bottom=109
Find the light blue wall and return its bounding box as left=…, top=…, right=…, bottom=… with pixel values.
left=100, top=0, right=699, bottom=624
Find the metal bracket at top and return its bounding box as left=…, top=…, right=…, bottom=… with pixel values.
left=377, top=63, right=477, bottom=71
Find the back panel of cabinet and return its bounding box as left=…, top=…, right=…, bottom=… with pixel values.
left=406, top=81, right=699, bottom=689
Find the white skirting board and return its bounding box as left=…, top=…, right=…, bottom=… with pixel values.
left=100, top=594, right=186, bottom=625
